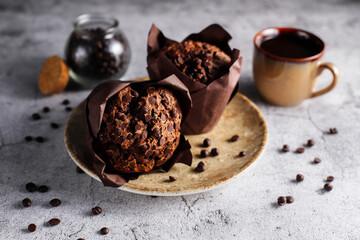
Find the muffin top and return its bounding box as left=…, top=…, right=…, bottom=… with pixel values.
left=162, top=40, right=231, bottom=84
left=96, top=86, right=182, bottom=173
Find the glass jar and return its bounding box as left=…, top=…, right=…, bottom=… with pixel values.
left=65, top=14, right=131, bottom=88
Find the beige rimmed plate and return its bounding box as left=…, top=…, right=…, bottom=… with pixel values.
left=64, top=90, right=267, bottom=196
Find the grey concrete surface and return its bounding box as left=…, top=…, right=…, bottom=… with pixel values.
left=0, top=0, right=360, bottom=239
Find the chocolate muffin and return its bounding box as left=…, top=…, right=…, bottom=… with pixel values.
left=96, top=86, right=182, bottom=173
left=162, top=40, right=231, bottom=84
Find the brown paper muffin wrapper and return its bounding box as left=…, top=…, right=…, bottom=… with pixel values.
left=147, top=24, right=243, bottom=134
left=84, top=75, right=193, bottom=187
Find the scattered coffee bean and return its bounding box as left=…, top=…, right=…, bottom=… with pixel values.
left=25, top=136, right=33, bottom=142
left=77, top=238, right=85, bottom=240
left=32, top=113, right=41, bottom=120
left=282, top=144, right=290, bottom=152
left=50, top=198, right=61, bottom=207
left=296, top=148, right=305, bottom=153
left=92, top=206, right=102, bottom=215
left=326, top=176, right=334, bottom=182
left=76, top=166, right=85, bottom=174
left=150, top=196, right=158, bottom=198
left=48, top=218, right=60, bottom=226
left=35, top=136, right=45, bottom=143
left=313, top=157, right=321, bottom=164
left=169, top=176, right=177, bottom=182
left=62, top=99, right=70, bottom=105
left=329, top=128, right=338, bottom=134
left=239, top=151, right=246, bottom=157
left=307, top=139, right=315, bottom=147
left=38, top=185, right=49, bottom=193
left=211, top=148, right=219, bottom=156
left=26, top=182, right=37, bottom=192
left=296, top=174, right=304, bottom=182
left=277, top=196, right=287, bottom=206
left=50, top=122, right=59, bottom=129
left=100, top=227, right=109, bottom=235
left=43, top=107, right=50, bottom=113
left=195, top=162, right=206, bottom=172
left=22, top=198, right=32, bottom=207
left=65, top=107, right=73, bottom=112
left=200, top=149, right=209, bottom=158
left=286, top=196, right=294, bottom=204
left=28, top=223, right=36, bottom=232
left=324, top=183, right=333, bottom=191
left=203, top=138, right=211, bottom=147
left=230, top=135, right=239, bottom=142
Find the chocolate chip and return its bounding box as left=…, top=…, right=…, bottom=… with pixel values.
left=169, top=110, right=177, bottom=118
left=211, top=148, right=219, bottom=156
left=239, top=151, right=246, bottom=157
left=50, top=198, right=61, bottom=207
left=122, top=95, right=131, bottom=102
left=160, top=113, right=166, bottom=122
left=169, top=176, right=177, bottom=182
left=154, top=133, right=161, bottom=139
left=135, top=124, right=142, bottom=131
left=200, top=149, right=209, bottom=158
left=32, top=113, right=41, bottom=120
left=145, top=115, right=152, bottom=122
left=65, top=107, right=73, bottom=112
left=324, top=183, right=333, bottom=191
left=119, top=114, right=127, bottom=121
left=62, top=99, right=70, bottom=105
left=296, top=174, right=304, bottom=182
left=38, top=185, right=48, bottom=193
left=286, top=196, right=294, bottom=204
left=326, top=176, right=334, bottom=182
left=48, top=218, right=60, bottom=226
left=307, top=139, right=315, bottom=147
left=296, top=148, right=305, bottom=153
left=132, top=91, right=139, bottom=98
left=140, top=144, right=149, bottom=151
left=77, top=238, right=85, bottom=240
left=203, top=138, right=211, bottom=147
left=100, top=227, right=109, bottom=235
left=314, top=157, right=321, bottom=164
left=282, top=145, right=290, bottom=152
left=329, top=128, right=338, bottom=134
left=148, top=96, right=156, bottom=104
left=277, top=196, right=286, bottom=206
left=28, top=223, right=36, bottom=232
left=92, top=206, right=102, bottom=215
left=230, top=135, right=239, bottom=142
left=35, top=136, right=45, bottom=143
left=195, top=161, right=206, bottom=172
left=43, top=107, right=50, bottom=113
left=50, top=122, right=59, bottom=129
left=76, top=166, right=84, bottom=174
left=126, top=133, right=133, bottom=140
left=120, top=123, right=127, bottom=129
left=145, top=150, right=153, bottom=157
left=25, top=136, right=33, bottom=142
left=158, top=138, right=165, bottom=146
left=26, top=182, right=37, bottom=192
left=167, top=125, right=173, bottom=132
left=22, top=198, right=31, bottom=207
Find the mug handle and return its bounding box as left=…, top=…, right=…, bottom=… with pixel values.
left=311, top=62, right=339, bottom=98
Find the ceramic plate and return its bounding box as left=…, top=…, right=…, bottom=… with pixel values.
left=64, top=91, right=267, bottom=196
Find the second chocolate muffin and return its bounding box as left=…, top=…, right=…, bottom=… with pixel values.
left=162, top=40, right=231, bottom=84
left=96, top=86, right=182, bottom=173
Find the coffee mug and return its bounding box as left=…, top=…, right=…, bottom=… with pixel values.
left=253, top=27, right=339, bottom=106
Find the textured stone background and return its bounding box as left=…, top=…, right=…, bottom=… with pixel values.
left=0, top=0, right=360, bottom=239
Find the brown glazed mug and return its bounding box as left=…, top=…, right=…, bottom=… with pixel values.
left=253, top=27, right=339, bottom=106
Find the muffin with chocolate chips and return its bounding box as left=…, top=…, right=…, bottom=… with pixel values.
left=96, top=86, right=182, bottom=173
left=161, top=40, right=231, bottom=84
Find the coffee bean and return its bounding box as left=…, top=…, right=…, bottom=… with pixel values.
left=326, top=176, right=334, bottom=182
left=35, top=136, right=45, bottom=143
left=100, top=227, right=109, bottom=235
left=307, top=139, right=315, bottom=147
left=150, top=196, right=158, bottom=198
left=32, top=113, right=41, bottom=120
left=239, top=151, right=246, bottom=157
left=296, top=174, right=304, bottom=182
left=230, top=135, right=239, bottom=142
left=25, top=136, right=33, bottom=142
left=65, top=107, right=73, bottom=112
left=169, top=176, right=177, bottom=182
left=329, top=128, right=338, bottom=134
left=77, top=238, right=85, bottom=240
left=296, top=148, right=305, bottom=153
left=324, top=183, right=333, bottom=191
left=50, top=198, right=61, bottom=207
left=92, top=206, right=102, bottom=215
left=38, top=185, right=49, bottom=193
left=200, top=149, right=209, bottom=158
left=48, top=218, right=60, bottom=226
left=277, top=196, right=286, bottom=206
left=28, top=223, right=36, bottom=232
left=22, top=198, right=32, bottom=207
left=203, top=138, right=211, bottom=147
left=26, top=182, right=37, bottom=192
left=43, top=107, right=50, bottom=113
left=62, top=99, right=70, bottom=105
left=282, top=144, right=289, bottom=152
left=76, top=166, right=84, bottom=174
left=211, top=148, right=219, bottom=156
left=50, top=122, right=59, bottom=129
left=286, top=196, right=294, bottom=204
left=313, top=157, right=321, bottom=164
